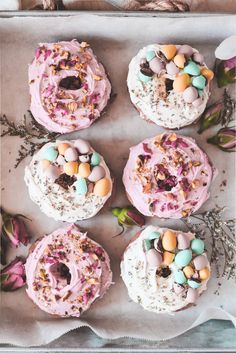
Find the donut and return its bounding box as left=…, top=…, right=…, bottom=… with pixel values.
left=121, top=225, right=211, bottom=313
left=127, top=43, right=213, bottom=129
left=123, top=133, right=216, bottom=219
left=29, top=40, right=111, bottom=133
left=24, top=138, right=112, bottom=222
left=25, top=224, right=112, bottom=317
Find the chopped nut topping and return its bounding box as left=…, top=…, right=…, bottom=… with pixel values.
left=67, top=102, right=78, bottom=113
left=169, top=133, right=177, bottom=142
left=93, top=74, right=102, bottom=81
left=157, top=172, right=166, bottom=180
left=191, top=179, right=200, bottom=189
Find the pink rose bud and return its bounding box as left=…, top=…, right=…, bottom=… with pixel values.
left=0, top=257, right=26, bottom=291
left=207, top=128, right=236, bottom=151
left=216, top=56, right=236, bottom=88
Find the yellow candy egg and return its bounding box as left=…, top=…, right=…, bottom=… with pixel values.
left=161, top=44, right=177, bottom=60
left=163, top=251, right=175, bottom=265
left=183, top=265, right=194, bottom=279
left=94, top=178, right=111, bottom=197
left=199, top=267, right=210, bottom=280
left=58, top=143, right=70, bottom=155
left=40, top=159, right=51, bottom=171
left=79, top=162, right=91, bottom=178
left=201, top=67, right=214, bottom=81
left=63, top=161, right=78, bottom=176
left=162, top=230, right=177, bottom=251
left=173, top=54, right=186, bottom=69
left=173, top=73, right=190, bottom=93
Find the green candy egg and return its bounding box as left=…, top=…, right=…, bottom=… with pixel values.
left=147, top=231, right=161, bottom=240
left=175, top=249, right=192, bottom=268
left=146, top=50, right=156, bottom=62
left=191, top=238, right=205, bottom=255
left=91, top=152, right=101, bottom=166
left=198, top=89, right=204, bottom=97
left=174, top=270, right=187, bottom=285
left=139, top=72, right=152, bottom=83
left=192, top=75, right=206, bottom=90
left=44, top=146, right=58, bottom=162
left=188, top=279, right=201, bottom=289
left=75, top=178, right=87, bottom=195
left=143, top=239, right=152, bottom=251
left=184, top=61, right=200, bottom=76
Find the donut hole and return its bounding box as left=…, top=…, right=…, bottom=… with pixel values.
left=59, top=76, right=81, bottom=90
left=50, top=262, right=71, bottom=287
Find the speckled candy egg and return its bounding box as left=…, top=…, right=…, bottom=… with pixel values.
left=192, top=97, right=203, bottom=107
left=173, top=54, right=186, bottom=68
left=192, top=75, right=206, bottom=89
left=193, top=52, right=204, bottom=64
left=58, top=143, right=70, bottom=155
left=177, top=45, right=194, bottom=58
left=94, top=178, right=111, bottom=197
left=63, top=161, right=78, bottom=176
left=201, top=67, right=214, bottom=81
left=147, top=231, right=161, bottom=240
left=78, top=162, right=91, bottom=178
left=64, top=147, right=78, bottom=162
left=79, top=154, right=90, bottom=163
left=75, top=178, right=87, bottom=196
left=173, top=73, right=190, bottom=92
left=166, top=61, right=179, bottom=76
left=173, top=283, right=185, bottom=295
left=56, top=155, right=66, bottom=166
left=44, top=146, right=58, bottom=162
left=139, top=72, right=152, bottom=83
left=174, top=270, right=187, bottom=284
left=175, top=249, right=192, bottom=268
left=161, top=44, right=177, bottom=60
left=184, top=61, right=200, bottom=76
left=149, top=57, right=164, bottom=74
left=199, top=267, right=210, bottom=280
left=146, top=249, right=162, bottom=267
left=187, top=279, right=201, bottom=289
left=163, top=251, right=175, bottom=265
left=40, top=159, right=51, bottom=171
left=162, top=230, right=177, bottom=251
left=88, top=166, right=106, bottom=182
left=91, top=152, right=101, bottom=166
left=183, top=86, right=198, bottom=103
left=74, top=139, right=90, bottom=154
left=146, top=50, right=156, bottom=62
left=44, top=165, right=60, bottom=182
left=183, top=265, right=194, bottom=279
left=186, top=288, right=198, bottom=303
left=193, top=255, right=208, bottom=270
left=191, top=238, right=205, bottom=255
left=177, top=233, right=190, bottom=250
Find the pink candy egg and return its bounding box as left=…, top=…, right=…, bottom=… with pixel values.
left=173, top=283, right=184, bottom=295
left=186, top=288, right=198, bottom=303
left=193, top=255, right=208, bottom=270
left=178, top=45, right=194, bottom=58
left=146, top=249, right=162, bottom=268
left=166, top=61, right=179, bottom=76
left=56, top=155, right=66, bottom=166
left=177, top=233, right=190, bottom=250
left=44, top=165, right=60, bottom=182
left=149, top=57, right=164, bottom=74
left=74, top=139, right=90, bottom=154
left=64, top=147, right=78, bottom=162
left=88, top=166, right=106, bottom=182
left=193, top=52, right=204, bottom=64
left=192, top=97, right=203, bottom=107
left=183, top=86, right=198, bottom=103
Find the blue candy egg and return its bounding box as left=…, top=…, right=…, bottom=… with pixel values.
left=147, top=231, right=160, bottom=240
left=44, top=146, right=58, bottom=162
left=191, top=238, right=205, bottom=255
left=198, top=89, right=204, bottom=97
left=91, top=152, right=101, bottom=166
left=139, top=71, right=152, bottom=83
left=143, top=239, right=152, bottom=251
left=184, top=61, right=200, bottom=76
left=174, top=270, right=187, bottom=284
left=75, top=178, right=87, bottom=196
left=146, top=50, right=156, bottom=62
left=192, top=75, right=206, bottom=90
left=175, top=249, right=192, bottom=268
left=187, top=279, right=201, bottom=289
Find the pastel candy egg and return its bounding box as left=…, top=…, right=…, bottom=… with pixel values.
left=199, top=267, right=210, bottom=280
left=201, top=67, right=214, bottom=81
left=94, top=178, right=111, bottom=197
left=173, top=73, right=190, bottom=93
left=146, top=249, right=162, bottom=268
left=192, top=75, right=206, bottom=89
left=193, top=52, right=204, bottom=64
left=146, top=50, right=156, bottom=62
left=75, top=178, right=87, bottom=196
left=139, top=71, right=152, bottom=83
left=177, top=233, right=190, bottom=250
left=174, top=270, right=187, bottom=284
left=162, top=230, right=177, bottom=251
left=178, top=45, right=194, bottom=58
left=175, top=249, right=192, bottom=268
left=166, top=61, right=179, bottom=76
left=183, top=86, right=198, bottom=103
left=192, top=97, right=203, bottom=107
left=173, top=283, right=184, bottom=295
left=78, top=162, right=91, bottom=178
left=183, top=265, right=194, bottom=279
left=184, top=61, right=200, bottom=76
left=161, top=44, right=177, bottom=60
left=149, top=57, right=164, bottom=74
left=147, top=231, right=161, bottom=240
left=88, top=166, right=106, bottom=182
left=74, top=139, right=90, bottom=154
left=186, top=288, right=198, bottom=303
left=44, top=165, right=60, bottom=182
left=63, top=161, right=78, bottom=176
left=143, top=239, right=152, bottom=251
left=163, top=251, right=175, bottom=265
left=79, top=154, right=90, bottom=163
left=58, top=143, right=70, bottom=155
left=191, top=238, right=205, bottom=255
left=193, top=255, right=208, bottom=270
left=198, top=89, right=204, bottom=97
left=56, top=155, right=66, bottom=166
left=91, top=152, right=101, bottom=166
left=64, top=147, right=78, bottom=162
left=173, top=54, right=186, bottom=68
left=44, top=146, right=58, bottom=161
left=40, top=159, right=50, bottom=171
left=187, top=279, right=201, bottom=289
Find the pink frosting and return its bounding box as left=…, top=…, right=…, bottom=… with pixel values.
left=123, top=133, right=216, bottom=219
left=28, top=40, right=111, bottom=133
left=25, top=224, right=112, bottom=317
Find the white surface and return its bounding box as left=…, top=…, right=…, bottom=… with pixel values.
left=0, top=14, right=236, bottom=347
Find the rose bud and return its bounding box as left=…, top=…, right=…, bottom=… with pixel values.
left=207, top=128, right=236, bottom=151
left=198, top=101, right=224, bottom=134
left=216, top=56, right=236, bottom=88
left=0, top=233, right=7, bottom=265
left=112, top=206, right=145, bottom=236
left=0, top=257, right=26, bottom=291
left=1, top=208, right=30, bottom=247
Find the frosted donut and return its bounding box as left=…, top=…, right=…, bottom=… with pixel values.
left=25, top=224, right=112, bottom=317
left=29, top=40, right=111, bottom=133
left=121, top=225, right=211, bottom=313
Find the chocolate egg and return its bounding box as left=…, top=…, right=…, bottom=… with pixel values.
left=187, top=279, right=201, bottom=289
left=91, top=152, right=101, bottom=166
left=183, top=265, right=194, bottom=279
left=79, top=154, right=90, bottom=163
left=58, top=143, right=70, bottom=155
left=139, top=72, right=152, bottom=83
left=183, top=86, right=198, bottom=103
left=78, top=162, right=91, bottom=178
left=184, top=61, right=200, bottom=76
left=88, top=165, right=106, bottom=182
left=186, top=288, right=198, bottom=303
left=193, top=52, right=204, bottom=64
left=161, top=44, right=177, bottom=60
left=147, top=231, right=161, bottom=240
left=192, top=97, right=203, bottom=107
left=44, top=146, right=58, bottom=162
left=149, top=57, right=164, bottom=74
left=146, top=50, right=156, bottom=62
left=173, top=54, right=186, bottom=68
left=94, top=178, right=111, bottom=197
left=173, top=283, right=184, bottom=295
left=75, top=178, right=87, bottom=196
left=192, top=75, right=206, bottom=89
left=178, top=45, right=194, bottom=58
left=44, top=165, right=60, bottom=182
left=191, top=238, right=205, bottom=255
left=199, top=267, right=210, bottom=280
left=146, top=249, right=162, bottom=267
left=175, top=249, right=192, bottom=268
left=177, top=233, right=190, bottom=250
left=63, top=161, right=78, bottom=176
left=74, top=139, right=90, bottom=154
left=166, top=61, right=179, bottom=76
left=201, top=67, right=214, bottom=81
left=193, top=255, right=208, bottom=270
left=174, top=270, right=187, bottom=284
left=173, top=73, right=190, bottom=92
left=64, top=147, right=78, bottom=162
left=40, top=159, right=50, bottom=171
left=163, top=251, right=175, bottom=265
left=56, top=155, right=66, bottom=166
left=162, top=230, right=177, bottom=251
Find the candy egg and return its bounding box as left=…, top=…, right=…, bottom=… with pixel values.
left=198, top=89, right=204, bottom=97
left=44, top=165, right=60, bottom=182
left=187, top=279, right=201, bottom=289
left=147, top=231, right=161, bottom=240
left=163, top=251, right=175, bottom=265
left=173, top=283, right=184, bottom=295
left=146, top=50, right=156, bottom=62
left=56, top=155, right=66, bottom=166
left=91, top=152, right=101, bottom=166
left=193, top=255, right=208, bottom=271
left=186, top=288, right=198, bottom=303
left=193, top=52, right=204, bottom=64
left=177, top=233, right=190, bottom=250
left=88, top=183, right=94, bottom=193
left=64, top=147, right=78, bottom=162
left=78, top=162, right=91, bottom=178
left=58, top=143, right=70, bottom=155
left=79, top=154, right=90, bottom=163
left=40, top=159, right=51, bottom=170
left=192, top=75, right=206, bottom=89
left=94, top=178, right=111, bottom=197
left=199, top=267, right=210, bottom=280
left=175, top=249, right=192, bottom=268
left=44, top=146, right=58, bottom=162
left=139, top=71, right=152, bottom=83
left=183, top=265, right=194, bottom=279
left=143, top=239, right=152, bottom=251
left=174, top=270, right=187, bottom=285
left=146, top=249, right=162, bottom=268
left=173, top=54, right=186, bottom=68
left=184, top=61, right=200, bottom=76
left=201, top=67, right=214, bottom=81
left=88, top=165, right=106, bottom=182
left=178, top=45, right=194, bottom=58
left=192, top=97, right=203, bottom=107
left=74, top=139, right=90, bottom=154
left=166, top=61, right=179, bottom=76
left=161, top=44, right=177, bottom=60
left=63, top=161, right=78, bottom=176
left=173, top=73, right=190, bottom=93
left=75, top=178, right=87, bottom=196
left=191, top=238, right=205, bottom=255
left=149, top=57, right=164, bottom=74
left=183, top=86, right=198, bottom=103
left=162, top=230, right=177, bottom=251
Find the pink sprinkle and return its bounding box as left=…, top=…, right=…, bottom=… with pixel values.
left=35, top=47, right=41, bottom=59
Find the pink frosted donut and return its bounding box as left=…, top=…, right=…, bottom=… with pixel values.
left=123, top=133, right=216, bottom=219
left=25, top=224, right=112, bottom=317
left=29, top=40, right=111, bottom=133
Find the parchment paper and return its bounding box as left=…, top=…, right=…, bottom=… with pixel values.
left=0, top=14, right=236, bottom=347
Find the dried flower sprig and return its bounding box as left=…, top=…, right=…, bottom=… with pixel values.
left=0, top=111, right=60, bottom=167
